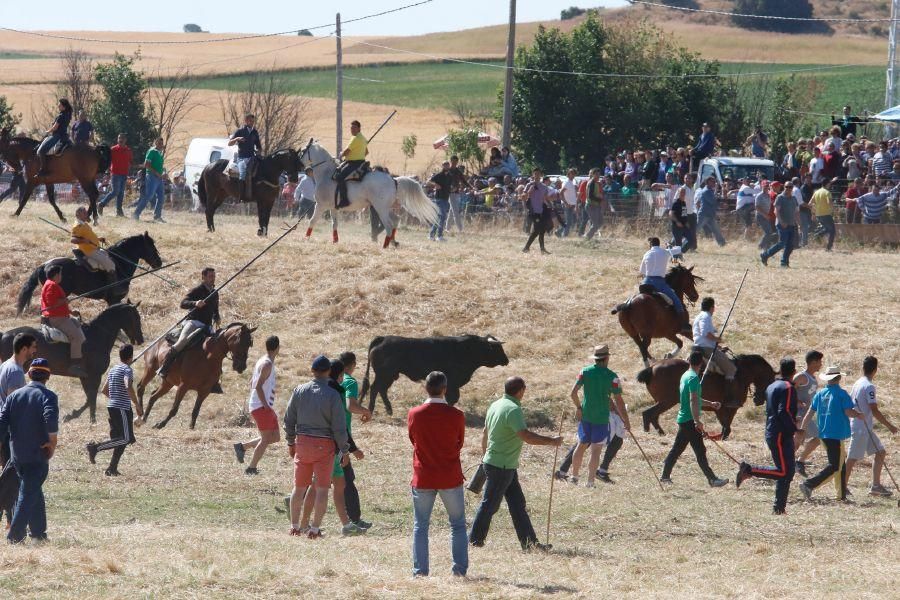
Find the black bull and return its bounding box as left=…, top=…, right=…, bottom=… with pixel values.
left=360, top=334, right=509, bottom=415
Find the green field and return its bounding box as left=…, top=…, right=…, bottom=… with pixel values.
left=0, top=51, right=53, bottom=59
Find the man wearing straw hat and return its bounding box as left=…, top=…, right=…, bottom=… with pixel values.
left=845, top=356, right=898, bottom=497
left=798, top=366, right=863, bottom=502
left=568, top=345, right=630, bottom=488
left=0, top=358, right=59, bottom=543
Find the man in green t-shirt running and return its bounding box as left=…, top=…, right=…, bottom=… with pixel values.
left=661, top=350, right=728, bottom=487
left=569, top=345, right=630, bottom=487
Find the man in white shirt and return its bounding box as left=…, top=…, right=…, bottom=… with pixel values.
left=680, top=173, right=697, bottom=252
left=233, top=336, right=280, bottom=475
left=808, top=148, right=825, bottom=185
left=560, top=169, right=579, bottom=237
left=734, top=177, right=759, bottom=237
left=640, top=237, right=691, bottom=335
left=293, top=168, right=317, bottom=220
left=845, top=356, right=898, bottom=496
left=691, top=297, right=737, bottom=401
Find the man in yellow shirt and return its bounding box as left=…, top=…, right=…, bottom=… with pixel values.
left=335, top=120, right=368, bottom=208
left=71, top=206, right=117, bottom=285
left=811, top=178, right=836, bottom=251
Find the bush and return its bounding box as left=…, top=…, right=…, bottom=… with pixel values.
left=297, top=29, right=313, bottom=36
left=731, top=0, right=830, bottom=34
left=0, top=95, right=21, bottom=132
left=92, top=53, right=157, bottom=157
left=183, top=23, right=203, bottom=33
left=560, top=6, right=586, bottom=20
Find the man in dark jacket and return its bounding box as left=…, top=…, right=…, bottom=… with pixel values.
left=735, top=357, right=798, bottom=514
left=228, top=113, right=262, bottom=200
left=0, top=358, right=59, bottom=543
left=157, top=267, right=220, bottom=380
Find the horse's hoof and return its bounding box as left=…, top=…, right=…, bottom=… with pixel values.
left=62, top=413, right=74, bottom=423
left=153, top=422, right=165, bottom=430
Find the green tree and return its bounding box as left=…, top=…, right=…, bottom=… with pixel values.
left=0, top=95, right=22, bottom=132
left=444, top=129, right=485, bottom=174
left=731, top=0, right=828, bottom=34
left=92, top=53, right=156, bottom=160
left=401, top=134, right=417, bottom=173
left=768, top=76, right=819, bottom=159
left=560, top=6, right=585, bottom=20
left=183, top=23, right=203, bottom=33
left=506, top=15, right=735, bottom=172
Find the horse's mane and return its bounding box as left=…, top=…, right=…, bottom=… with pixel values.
left=218, top=322, right=248, bottom=332
left=11, top=136, right=39, bottom=146
left=734, top=354, right=774, bottom=371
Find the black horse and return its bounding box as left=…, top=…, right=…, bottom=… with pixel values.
left=0, top=302, right=144, bottom=423
left=16, top=232, right=163, bottom=316
left=197, top=148, right=302, bottom=236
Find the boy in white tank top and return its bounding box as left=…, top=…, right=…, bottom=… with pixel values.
left=233, top=336, right=281, bottom=475
left=794, top=350, right=822, bottom=477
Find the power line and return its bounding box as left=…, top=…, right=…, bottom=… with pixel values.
left=0, top=0, right=434, bottom=45
left=628, top=1, right=899, bottom=23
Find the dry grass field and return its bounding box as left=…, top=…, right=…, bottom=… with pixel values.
left=0, top=201, right=898, bottom=598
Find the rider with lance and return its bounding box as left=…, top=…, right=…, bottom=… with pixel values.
left=640, top=237, right=692, bottom=337
left=40, top=265, right=86, bottom=377
left=692, top=297, right=738, bottom=405
left=156, top=267, right=221, bottom=382
left=36, top=98, right=73, bottom=177
left=71, top=206, right=117, bottom=291
left=228, top=114, right=261, bottom=201
left=335, top=120, right=368, bottom=209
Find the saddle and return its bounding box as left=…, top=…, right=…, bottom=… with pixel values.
left=333, top=161, right=371, bottom=183
left=637, top=284, right=674, bottom=307
left=164, top=323, right=210, bottom=351
left=71, top=249, right=99, bottom=272
left=47, top=139, right=72, bottom=157
left=40, top=324, right=69, bottom=344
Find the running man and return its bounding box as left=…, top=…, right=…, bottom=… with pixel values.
left=87, top=344, right=142, bottom=476
left=233, top=336, right=281, bottom=475
left=794, top=350, right=823, bottom=477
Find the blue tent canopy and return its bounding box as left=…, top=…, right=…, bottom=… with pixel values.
left=872, top=105, right=900, bottom=122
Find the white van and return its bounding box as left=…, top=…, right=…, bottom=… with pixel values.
left=694, top=157, right=775, bottom=189
left=184, top=138, right=236, bottom=210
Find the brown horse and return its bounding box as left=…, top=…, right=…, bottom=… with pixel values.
left=0, top=131, right=63, bottom=221
left=137, top=322, right=256, bottom=429
left=635, top=354, right=775, bottom=440
left=197, top=148, right=301, bottom=236
left=612, top=265, right=702, bottom=366
left=2, top=133, right=110, bottom=223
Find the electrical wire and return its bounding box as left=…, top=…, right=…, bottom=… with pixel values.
left=0, top=0, right=434, bottom=45
left=628, top=1, right=899, bottom=23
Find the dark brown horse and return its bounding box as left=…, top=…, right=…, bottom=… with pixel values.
left=137, top=322, right=255, bottom=429
left=197, top=149, right=302, bottom=236
left=0, top=130, right=63, bottom=221
left=612, top=265, right=702, bottom=366
left=635, top=354, right=775, bottom=440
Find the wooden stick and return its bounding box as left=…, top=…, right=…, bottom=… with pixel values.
left=546, top=408, right=566, bottom=546
left=627, top=428, right=666, bottom=492
left=707, top=433, right=741, bottom=466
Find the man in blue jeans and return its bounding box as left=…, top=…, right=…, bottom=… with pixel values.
left=407, top=372, right=467, bottom=576
left=427, top=161, right=453, bottom=241
left=0, top=358, right=59, bottom=544
left=98, top=134, right=133, bottom=217
left=760, top=180, right=798, bottom=267
left=133, top=137, right=166, bottom=223
left=469, top=376, right=561, bottom=551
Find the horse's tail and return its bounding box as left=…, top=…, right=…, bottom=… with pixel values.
left=197, top=171, right=208, bottom=207
left=395, top=177, right=439, bottom=225
left=16, top=265, right=43, bottom=317
left=359, top=336, right=384, bottom=401
left=611, top=302, right=629, bottom=315
left=96, top=144, right=112, bottom=174
left=636, top=365, right=654, bottom=385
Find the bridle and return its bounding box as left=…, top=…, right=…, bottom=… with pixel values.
left=300, top=138, right=337, bottom=170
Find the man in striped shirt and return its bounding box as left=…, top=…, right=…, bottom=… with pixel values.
left=86, top=344, right=142, bottom=476
left=857, top=180, right=898, bottom=224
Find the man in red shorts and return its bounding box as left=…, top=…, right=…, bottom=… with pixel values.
left=233, top=336, right=280, bottom=475
left=284, top=355, right=348, bottom=539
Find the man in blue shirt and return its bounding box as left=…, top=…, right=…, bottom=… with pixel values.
left=695, top=176, right=726, bottom=247
left=228, top=113, right=262, bottom=201
left=798, top=367, right=862, bottom=501
left=736, top=358, right=798, bottom=514
left=71, top=111, right=94, bottom=144
left=691, top=122, right=718, bottom=163
left=0, top=358, right=59, bottom=543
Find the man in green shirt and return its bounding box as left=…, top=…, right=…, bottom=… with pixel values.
left=132, top=137, right=167, bottom=223
left=569, top=345, right=630, bottom=487
left=469, top=376, right=562, bottom=551
left=338, top=351, right=373, bottom=531
left=661, top=350, right=729, bottom=487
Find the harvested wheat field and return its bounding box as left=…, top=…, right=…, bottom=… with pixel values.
left=0, top=202, right=898, bottom=598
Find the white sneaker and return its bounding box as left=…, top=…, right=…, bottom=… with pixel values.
left=342, top=522, right=365, bottom=536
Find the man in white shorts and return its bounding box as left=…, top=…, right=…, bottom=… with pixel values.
left=554, top=405, right=627, bottom=484
left=794, top=350, right=823, bottom=477
left=845, top=356, right=898, bottom=496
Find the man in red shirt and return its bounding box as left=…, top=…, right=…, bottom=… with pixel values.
left=843, top=176, right=865, bottom=224
left=407, top=371, right=467, bottom=577
left=98, top=134, right=133, bottom=217
left=40, top=265, right=86, bottom=377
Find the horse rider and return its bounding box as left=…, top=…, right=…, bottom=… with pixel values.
left=71, top=206, right=117, bottom=290
left=228, top=113, right=261, bottom=201
left=335, top=120, right=368, bottom=209
left=640, top=237, right=692, bottom=337
left=156, top=267, right=221, bottom=382
left=692, top=296, right=738, bottom=405
left=36, top=98, right=73, bottom=177
left=40, top=264, right=87, bottom=377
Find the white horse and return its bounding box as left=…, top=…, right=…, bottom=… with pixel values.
left=300, top=141, right=438, bottom=247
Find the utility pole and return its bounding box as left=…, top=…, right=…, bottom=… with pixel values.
left=336, top=12, right=343, bottom=156
left=501, top=0, right=516, bottom=148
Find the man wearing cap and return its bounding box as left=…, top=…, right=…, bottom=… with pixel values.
left=640, top=237, right=691, bottom=336
left=760, top=180, right=798, bottom=267
left=568, top=345, right=629, bottom=487
left=844, top=356, right=898, bottom=497
left=736, top=358, right=799, bottom=514
left=798, top=367, right=862, bottom=501
left=284, top=355, right=349, bottom=539
left=661, top=350, right=728, bottom=487
left=0, top=358, right=59, bottom=543
left=469, top=376, right=562, bottom=551
left=811, top=179, right=836, bottom=251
